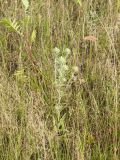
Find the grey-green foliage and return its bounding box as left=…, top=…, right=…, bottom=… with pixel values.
left=54, top=48, right=71, bottom=101
left=53, top=47, right=79, bottom=138
left=53, top=47, right=71, bottom=135
left=22, top=0, right=29, bottom=11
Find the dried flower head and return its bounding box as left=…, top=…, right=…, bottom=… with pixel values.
left=84, top=35, right=97, bottom=42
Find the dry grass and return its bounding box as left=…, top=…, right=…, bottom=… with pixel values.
left=0, top=0, right=120, bottom=160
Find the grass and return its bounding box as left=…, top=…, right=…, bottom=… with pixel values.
left=0, top=0, right=120, bottom=159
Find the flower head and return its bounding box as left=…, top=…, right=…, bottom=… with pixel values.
left=53, top=47, right=60, bottom=55
left=73, top=66, right=79, bottom=73
left=59, top=56, right=66, bottom=64
left=65, top=48, right=71, bottom=55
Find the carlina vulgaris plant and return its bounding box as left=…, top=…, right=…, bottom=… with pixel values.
left=53, top=47, right=71, bottom=133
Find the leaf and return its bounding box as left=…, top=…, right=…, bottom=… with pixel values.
left=0, top=18, right=22, bottom=36
left=76, top=0, right=82, bottom=6
left=58, top=113, right=66, bottom=129
left=22, top=16, right=30, bottom=26
left=31, top=29, right=36, bottom=43
left=14, top=69, right=27, bottom=82
left=22, top=0, right=29, bottom=10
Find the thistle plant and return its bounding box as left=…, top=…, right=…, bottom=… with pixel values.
left=53, top=47, right=71, bottom=133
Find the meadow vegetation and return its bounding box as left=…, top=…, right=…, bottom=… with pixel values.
left=0, top=0, right=120, bottom=159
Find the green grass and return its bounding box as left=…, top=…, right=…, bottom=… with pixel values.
left=0, top=0, right=120, bottom=159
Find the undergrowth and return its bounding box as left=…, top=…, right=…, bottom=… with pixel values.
left=0, top=0, right=120, bottom=160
